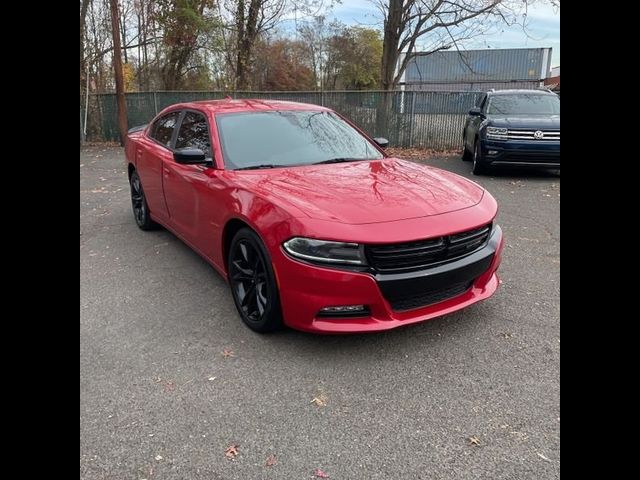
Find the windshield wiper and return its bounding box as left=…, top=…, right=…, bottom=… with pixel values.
left=234, top=164, right=278, bottom=171
left=312, top=157, right=362, bottom=165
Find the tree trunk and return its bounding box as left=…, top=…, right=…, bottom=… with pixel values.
left=235, top=0, right=260, bottom=90
left=120, top=7, right=128, bottom=64
left=377, top=0, right=404, bottom=136
left=110, top=0, right=128, bottom=146
left=380, top=0, right=403, bottom=91
left=80, top=0, right=90, bottom=91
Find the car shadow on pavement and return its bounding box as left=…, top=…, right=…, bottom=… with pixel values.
left=478, top=167, right=560, bottom=179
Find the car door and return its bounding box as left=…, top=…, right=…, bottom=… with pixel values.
left=162, top=109, right=217, bottom=248
left=136, top=111, right=181, bottom=222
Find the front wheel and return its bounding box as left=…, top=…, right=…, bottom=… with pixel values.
left=472, top=140, right=489, bottom=175
left=228, top=228, right=283, bottom=333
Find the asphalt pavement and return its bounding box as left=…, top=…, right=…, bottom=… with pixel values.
left=80, top=146, right=559, bottom=479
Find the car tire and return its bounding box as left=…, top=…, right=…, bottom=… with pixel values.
left=129, top=170, right=160, bottom=230
left=462, top=135, right=472, bottom=161
left=228, top=228, right=283, bottom=333
left=472, top=140, right=489, bottom=175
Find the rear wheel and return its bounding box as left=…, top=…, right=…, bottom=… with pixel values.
left=462, top=135, right=472, bottom=161
left=129, top=170, right=159, bottom=230
left=472, top=140, right=489, bottom=175
left=228, top=228, right=283, bottom=333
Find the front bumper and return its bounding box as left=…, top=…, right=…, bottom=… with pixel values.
left=273, top=225, right=504, bottom=333
left=481, top=139, right=560, bottom=168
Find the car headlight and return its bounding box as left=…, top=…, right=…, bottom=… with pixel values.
left=486, top=127, right=507, bottom=138
left=283, top=237, right=367, bottom=265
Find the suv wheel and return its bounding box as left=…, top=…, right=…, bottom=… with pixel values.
left=472, top=140, right=489, bottom=175
left=462, top=135, right=472, bottom=161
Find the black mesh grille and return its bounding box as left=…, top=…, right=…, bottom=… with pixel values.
left=365, top=224, right=491, bottom=273
left=387, top=280, right=473, bottom=312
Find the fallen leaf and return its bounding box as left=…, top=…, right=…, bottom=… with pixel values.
left=225, top=444, right=239, bottom=459
left=155, top=455, right=163, bottom=461
left=163, top=381, right=175, bottom=392
left=265, top=454, right=277, bottom=467
left=468, top=436, right=481, bottom=446
left=313, top=468, right=329, bottom=478
left=386, top=147, right=458, bottom=161
left=222, top=348, right=235, bottom=358
left=310, top=392, right=328, bottom=407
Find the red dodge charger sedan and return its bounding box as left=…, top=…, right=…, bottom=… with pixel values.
left=125, top=99, right=503, bottom=334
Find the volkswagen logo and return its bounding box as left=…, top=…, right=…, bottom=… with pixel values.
left=534, top=130, right=544, bottom=139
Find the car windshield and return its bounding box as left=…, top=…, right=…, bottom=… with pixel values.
left=487, top=94, right=560, bottom=115
left=215, top=110, right=383, bottom=170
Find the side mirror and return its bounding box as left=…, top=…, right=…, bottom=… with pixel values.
left=174, top=148, right=207, bottom=164
left=469, top=107, right=483, bottom=116
left=373, top=137, right=389, bottom=148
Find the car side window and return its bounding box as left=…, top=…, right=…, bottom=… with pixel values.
left=150, top=112, right=180, bottom=147
left=175, top=111, right=212, bottom=158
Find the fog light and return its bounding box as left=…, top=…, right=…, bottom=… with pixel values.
left=318, top=305, right=370, bottom=318
left=488, top=150, right=498, bottom=155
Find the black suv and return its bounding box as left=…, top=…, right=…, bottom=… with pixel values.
left=462, top=89, right=560, bottom=175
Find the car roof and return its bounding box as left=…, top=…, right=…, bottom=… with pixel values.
left=167, top=98, right=331, bottom=114
left=488, top=89, right=556, bottom=96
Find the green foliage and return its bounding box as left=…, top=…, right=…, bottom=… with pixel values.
left=327, top=27, right=383, bottom=90
left=341, top=27, right=383, bottom=89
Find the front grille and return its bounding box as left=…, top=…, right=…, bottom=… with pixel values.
left=365, top=224, right=491, bottom=273
left=388, top=280, right=473, bottom=311
left=506, top=129, right=560, bottom=141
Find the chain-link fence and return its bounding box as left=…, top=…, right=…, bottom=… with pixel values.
left=84, top=90, right=486, bottom=150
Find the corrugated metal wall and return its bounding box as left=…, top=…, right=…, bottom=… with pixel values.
left=404, top=48, right=552, bottom=83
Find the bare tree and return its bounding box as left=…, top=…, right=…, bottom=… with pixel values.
left=224, top=0, right=328, bottom=89
left=109, top=0, right=128, bottom=145
left=80, top=0, right=91, bottom=89
left=230, top=0, right=286, bottom=89
left=376, top=0, right=527, bottom=91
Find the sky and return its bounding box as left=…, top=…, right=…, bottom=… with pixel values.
left=281, top=1, right=560, bottom=67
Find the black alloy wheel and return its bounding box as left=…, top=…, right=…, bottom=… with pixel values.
left=129, top=170, right=158, bottom=230
left=472, top=140, right=489, bottom=175
left=228, top=228, right=283, bottom=332
left=462, top=134, right=472, bottom=161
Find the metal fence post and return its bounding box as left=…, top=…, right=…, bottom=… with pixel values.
left=153, top=91, right=158, bottom=115
left=409, top=91, right=416, bottom=148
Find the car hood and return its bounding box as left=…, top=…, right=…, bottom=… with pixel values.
left=233, top=158, right=484, bottom=225
left=488, top=115, right=560, bottom=129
